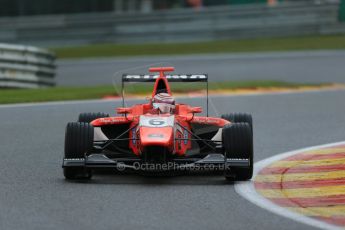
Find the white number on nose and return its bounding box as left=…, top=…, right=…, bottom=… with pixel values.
left=149, top=119, right=165, bottom=126
left=139, top=115, right=174, bottom=127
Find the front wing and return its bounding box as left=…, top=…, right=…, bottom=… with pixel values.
left=63, top=153, right=250, bottom=171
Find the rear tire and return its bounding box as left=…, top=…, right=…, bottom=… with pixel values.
left=221, top=113, right=252, bottom=130
left=78, top=112, right=109, bottom=123
left=64, top=122, right=94, bottom=180
left=222, top=123, right=253, bottom=181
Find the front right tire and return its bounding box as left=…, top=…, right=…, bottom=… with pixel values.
left=63, top=122, right=94, bottom=180
left=222, top=122, right=253, bottom=181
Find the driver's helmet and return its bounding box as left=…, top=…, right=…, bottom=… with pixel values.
left=152, top=93, right=175, bottom=114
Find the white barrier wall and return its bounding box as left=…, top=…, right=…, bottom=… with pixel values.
left=0, top=44, right=55, bottom=88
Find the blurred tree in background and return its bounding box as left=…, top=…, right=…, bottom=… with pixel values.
left=340, top=0, right=345, bottom=22
left=0, top=0, right=113, bottom=16
left=0, top=0, right=288, bottom=17
left=227, top=0, right=266, bottom=4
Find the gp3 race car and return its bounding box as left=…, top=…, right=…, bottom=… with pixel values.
left=62, top=67, right=253, bottom=181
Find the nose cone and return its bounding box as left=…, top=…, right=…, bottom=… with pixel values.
left=139, top=127, right=174, bottom=148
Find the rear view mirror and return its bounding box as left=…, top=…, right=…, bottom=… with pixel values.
left=117, top=107, right=132, bottom=114
left=189, top=107, right=202, bottom=114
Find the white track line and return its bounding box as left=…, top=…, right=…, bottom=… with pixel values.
left=235, top=141, right=345, bottom=230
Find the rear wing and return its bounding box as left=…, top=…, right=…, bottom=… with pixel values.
left=122, top=74, right=208, bottom=82
left=121, top=74, right=209, bottom=116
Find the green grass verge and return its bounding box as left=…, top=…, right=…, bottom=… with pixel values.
left=52, top=35, right=345, bottom=59
left=0, top=80, right=330, bottom=104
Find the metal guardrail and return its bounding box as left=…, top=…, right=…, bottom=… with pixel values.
left=0, top=2, right=343, bottom=47
left=0, top=44, right=56, bottom=88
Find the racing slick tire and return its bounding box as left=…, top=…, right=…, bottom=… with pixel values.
left=63, top=122, right=94, bottom=180
left=78, top=112, right=109, bottom=123
left=222, top=122, right=253, bottom=181
left=221, top=113, right=252, bottom=130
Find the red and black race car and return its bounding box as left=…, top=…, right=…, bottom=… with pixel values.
left=62, top=67, right=253, bottom=181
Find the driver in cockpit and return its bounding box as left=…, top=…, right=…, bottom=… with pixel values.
left=151, top=93, right=175, bottom=114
